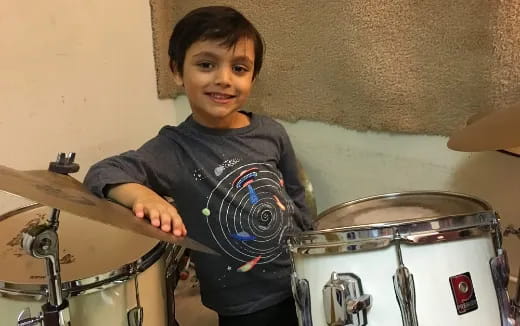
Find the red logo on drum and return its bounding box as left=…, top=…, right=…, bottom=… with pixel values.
left=449, top=272, right=478, bottom=315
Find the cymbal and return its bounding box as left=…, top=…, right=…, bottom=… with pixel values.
left=0, top=164, right=218, bottom=255
left=447, top=103, right=520, bottom=152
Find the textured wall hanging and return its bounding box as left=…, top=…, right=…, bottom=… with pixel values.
left=150, top=0, right=520, bottom=135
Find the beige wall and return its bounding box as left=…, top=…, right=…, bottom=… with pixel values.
left=0, top=1, right=175, bottom=178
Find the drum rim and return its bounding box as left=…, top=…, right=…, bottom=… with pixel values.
left=316, top=190, right=492, bottom=222
left=0, top=204, right=166, bottom=297
left=290, top=191, right=498, bottom=255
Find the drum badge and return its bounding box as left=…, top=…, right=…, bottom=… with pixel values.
left=449, top=272, right=478, bottom=315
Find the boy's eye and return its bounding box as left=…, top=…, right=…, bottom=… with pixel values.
left=197, top=62, right=214, bottom=69
left=233, top=65, right=249, bottom=73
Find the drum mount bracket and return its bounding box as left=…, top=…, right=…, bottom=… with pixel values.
left=19, top=224, right=71, bottom=326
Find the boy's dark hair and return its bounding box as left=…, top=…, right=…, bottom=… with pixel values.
left=168, top=6, right=264, bottom=80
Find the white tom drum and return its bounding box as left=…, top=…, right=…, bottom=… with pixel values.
left=0, top=195, right=173, bottom=326
left=289, top=191, right=516, bottom=326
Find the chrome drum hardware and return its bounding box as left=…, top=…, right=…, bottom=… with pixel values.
left=490, top=250, right=517, bottom=326
left=393, top=235, right=418, bottom=326
left=322, top=272, right=372, bottom=326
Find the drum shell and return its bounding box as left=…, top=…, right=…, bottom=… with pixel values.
left=290, top=191, right=504, bottom=326
left=292, top=236, right=500, bottom=325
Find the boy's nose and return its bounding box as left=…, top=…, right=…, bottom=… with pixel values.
left=214, top=68, right=231, bottom=86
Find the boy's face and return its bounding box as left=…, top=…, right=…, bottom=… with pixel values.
left=173, top=37, right=255, bottom=129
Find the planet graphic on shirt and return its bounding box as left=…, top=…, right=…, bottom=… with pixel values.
left=203, top=163, right=295, bottom=269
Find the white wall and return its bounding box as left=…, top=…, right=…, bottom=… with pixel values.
left=0, top=1, right=175, bottom=177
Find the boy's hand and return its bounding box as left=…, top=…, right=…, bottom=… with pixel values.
left=106, top=183, right=187, bottom=237
left=133, top=194, right=187, bottom=237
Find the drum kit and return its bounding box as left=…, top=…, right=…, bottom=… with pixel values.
left=0, top=105, right=518, bottom=326
left=289, top=103, right=520, bottom=326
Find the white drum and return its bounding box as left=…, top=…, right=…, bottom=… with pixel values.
left=289, top=191, right=516, bottom=326
left=0, top=199, right=172, bottom=326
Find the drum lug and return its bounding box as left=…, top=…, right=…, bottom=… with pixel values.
left=127, top=276, right=144, bottom=326
left=291, top=273, right=313, bottom=326
left=393, top=234, right=418, bottom=326
left=393, top=265, right=418, bottom=326
left=322, top=272, right=371, bottom=326
left=127, top=306, right=144, bottom=326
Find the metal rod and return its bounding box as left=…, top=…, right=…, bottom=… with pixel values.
left=48, top=208, right=60, bottom=231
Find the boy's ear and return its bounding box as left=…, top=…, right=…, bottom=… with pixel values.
left=170, top=60, right=184, bottom=87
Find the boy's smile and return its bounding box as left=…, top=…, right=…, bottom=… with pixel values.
left=173, top=38, right=256, bottom=129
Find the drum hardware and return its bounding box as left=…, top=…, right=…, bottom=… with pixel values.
left=489, top=249, right=518, bottom=326
left=291, top=273, right=312, bottom=326
left=392, top=232, right=418, bottom=326
left=16, top=153, right=77, bottom=326
left=322, top=272, right=371, bottom=326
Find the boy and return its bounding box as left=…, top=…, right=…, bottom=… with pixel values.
left=84, top=6, right=312, bottom=326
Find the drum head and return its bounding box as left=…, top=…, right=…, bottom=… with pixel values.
left=316, top=191, right=491, bottom=230
left=0, top=193, right=158, bottom=285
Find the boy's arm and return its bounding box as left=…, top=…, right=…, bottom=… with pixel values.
left=84, top=135, right=186, bottom=236
left=277, top=127, right=314, bottom=231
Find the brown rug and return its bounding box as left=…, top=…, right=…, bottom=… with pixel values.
left=149, top=0, right=520, bottom=135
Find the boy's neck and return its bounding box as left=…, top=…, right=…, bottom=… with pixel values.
left=192, top=111, right=250, bottom=129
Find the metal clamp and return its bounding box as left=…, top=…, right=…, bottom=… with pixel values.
left=322, top=272, right=371, bottom=326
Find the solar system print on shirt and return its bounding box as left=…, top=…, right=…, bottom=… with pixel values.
left=200, top=162, right=296, bottom=272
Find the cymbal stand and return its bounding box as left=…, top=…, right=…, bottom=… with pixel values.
left=17, top=153, right=79, bottom=326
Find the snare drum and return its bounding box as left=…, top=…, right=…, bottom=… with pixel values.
left=0, top=202, right=172, bottom=326
left=289, top=191, right=515, bottom=326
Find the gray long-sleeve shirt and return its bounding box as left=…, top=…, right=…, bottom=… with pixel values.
left=84, top=112, right=312, bottom=315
